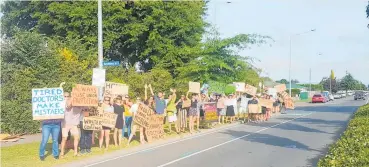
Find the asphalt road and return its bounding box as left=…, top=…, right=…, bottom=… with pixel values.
left=65, top=97, right=367, bottom=167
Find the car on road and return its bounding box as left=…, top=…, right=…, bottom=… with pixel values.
left=322, top=91, right=333, bottom=101
left=354, top=91, right=366, bottom=100
left=328, top=94, right=334, bottom=101
left=312, top=94, right=328, bottom=103
left=333, top=94, right=341, bottom=99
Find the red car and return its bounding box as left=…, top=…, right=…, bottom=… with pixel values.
left=312, top=94, right=328, bottom=103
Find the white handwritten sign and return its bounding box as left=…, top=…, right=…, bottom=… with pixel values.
left=32, top=88, right=65, bottom=120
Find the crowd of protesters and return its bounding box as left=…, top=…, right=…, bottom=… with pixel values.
left=39, top=84, right=286, bottom=161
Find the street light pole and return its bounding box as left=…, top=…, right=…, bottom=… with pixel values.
left=97, top=0, right=104, bottom=101
left=98, top=0, right=103, bottom=69
left=288, top=29, right=316, bottom=97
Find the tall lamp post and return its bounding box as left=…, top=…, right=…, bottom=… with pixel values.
left=289, top=29, right=316, bottom=97
left=97, top=0, right=104, bottom=100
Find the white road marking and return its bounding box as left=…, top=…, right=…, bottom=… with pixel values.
left=157, top=112, right=313, bottom=167
left=84, top=123, right=241, bottom=167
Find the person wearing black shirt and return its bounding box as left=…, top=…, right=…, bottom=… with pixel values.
left=113, top=96, right=125, bottom=147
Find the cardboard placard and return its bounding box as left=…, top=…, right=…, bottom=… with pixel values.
left=203, top=102, right=218, bottom=122
left=101, top=112, right=118, bottom=128
left=83, top=117, right=103, bottom=130
left=245, top=84, right=257, bottom=96
left=145, top=115, right=165, bottom=142
left=32, top=88, right=66, bottom=120
left=83, top=106, right=104, bottom=117
left=248, top=104, right=260, bottom=113
left=71, top=84, right=98, bottom=107
left=285, top=98, right=295, bottom=109
left=104, top=82, right=129, bottom=98
left=259, top=98, right=273, bottom=109
left=233, top=82, right=245, bottom=92
left=279, top=91, right=289, bottom=99
left=133, top=103, right=155, bottom=128
left=189, top=82, right=200, bottom=94
left=274, top=84, right=287, bottom=93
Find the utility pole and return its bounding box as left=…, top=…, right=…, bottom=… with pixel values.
left=97, top=0, right=104, bottom=100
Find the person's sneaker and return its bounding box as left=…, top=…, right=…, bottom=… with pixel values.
left=80, top=149, right=86, bottom=154
left=40, top=156, right=45, bottom=161
left=54, top=156, right=59, bottom=160
left=86, top=149, right=92, bottom=153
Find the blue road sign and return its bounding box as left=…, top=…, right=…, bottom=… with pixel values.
left=103, top=61, right=120, bottom=66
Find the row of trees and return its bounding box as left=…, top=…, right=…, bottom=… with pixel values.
left=319, top=71, right=367, bottom=93
left=1, top=1, right=270, bottom=134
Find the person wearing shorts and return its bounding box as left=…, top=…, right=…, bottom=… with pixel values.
left=100, top=96, right=114, bottom=150
left=60, top=92, right=85, bottom=158
left=216, top=94, right=226, bottom=124
left=239, top=94, right=251, bottom=123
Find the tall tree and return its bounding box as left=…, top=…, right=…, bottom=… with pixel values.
left=340, top=73, right=356, bottom=91
left=176, top=27, right=270, bottom=86
left=276, top=79, right=288, bottom=84
left=1, top=1, right=206, bottom=73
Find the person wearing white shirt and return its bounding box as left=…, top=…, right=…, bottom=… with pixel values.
left=239, top=94, right=251, bottom=123
left=127, top=97, right=146, bottom=145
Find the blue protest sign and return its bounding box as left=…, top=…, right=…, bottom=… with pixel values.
left=32, top=88, right=65, bottom=120
left=103, top=61, right=120, bottom=66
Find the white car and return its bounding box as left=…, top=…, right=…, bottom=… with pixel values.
left=328, top=94, right=334, bottom=101
left=333, top=94, right=341, bottom=99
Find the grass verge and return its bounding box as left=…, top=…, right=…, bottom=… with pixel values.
left=1, top=122, right=230, bottom=167
left=318, top=104, right=369, bottom=167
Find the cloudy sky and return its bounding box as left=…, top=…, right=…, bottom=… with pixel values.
left=206, top=0, right=369, bottom=85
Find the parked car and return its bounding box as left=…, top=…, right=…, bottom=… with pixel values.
left=328, top=94, right=334, bottom=101
left=312, top=94, right=328, bottom=103
left=354, top=91, right=366, bottom=100
left=333, top=94, right=341, bottom=99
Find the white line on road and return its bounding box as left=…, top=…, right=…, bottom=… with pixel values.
left=157, top=112, right=313, bottom=167
left=84, top=123, right=241, bottom=167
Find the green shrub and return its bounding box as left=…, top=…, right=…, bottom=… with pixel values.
left=318, top=104, right=369, bottom=167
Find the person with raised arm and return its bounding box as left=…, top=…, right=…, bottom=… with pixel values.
left=148, top=84, right=166, bottom=115
left=166, top=88, right=179, bottom=134
left=113, top=96, right=125, bottom=147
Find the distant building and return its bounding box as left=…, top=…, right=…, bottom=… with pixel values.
left=285, top=83, right=307, bottom=92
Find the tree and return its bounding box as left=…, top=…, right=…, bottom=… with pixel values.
left=276, top=79, right=288, bottom=84
left=176, top=27, right=270, bottom=86
left=1, top=1, right=206, bottom=73
left=340, top=73, right=356, bottom=91
left=367, top=1, right=369, bottom=28
left=320, top=77, right=339, bottom=93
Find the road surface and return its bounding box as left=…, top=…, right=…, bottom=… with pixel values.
left=65, top=97, right=366, bottom=167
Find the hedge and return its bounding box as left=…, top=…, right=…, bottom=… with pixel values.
left=318, top=104, right=369, bottom=167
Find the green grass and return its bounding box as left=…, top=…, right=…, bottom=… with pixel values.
left=1, top=122, right=228, bottom=167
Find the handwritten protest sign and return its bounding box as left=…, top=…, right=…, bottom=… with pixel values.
left=133, top=103, right=155, bottom=128
left=83, top=106, right=104, bottom=117
left=189, top=82, right=200, bottom=94
left=248, top=104, right=260, bottom=113
left=259, top=98, right=274, bottom=108
left=83, top=117, right=103, bottom=130
left=101, top=112, right=118, bottom=128
left=233, top=82, right=245, bottom=92
left=274, top=84, right=287, bottom=92
left=279, top=91, right=289, bottom=99
left=284, top=98, right=295, bottom=109
left=145, top=115, right=165, bottom=142
left=71, top=84, right=98, bottom=107
left=104, top=82, right=128, bottom=98
left=32, top=88, right=66, bottom=120
left=244, top=84, right=257, bottom=96
left=203, top=102, right=217, bottom=122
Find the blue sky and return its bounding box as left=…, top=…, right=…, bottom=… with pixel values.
left=206, top=0, right=369, bottom=85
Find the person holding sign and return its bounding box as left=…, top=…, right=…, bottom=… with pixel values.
left=148, top=84, right=166, bottom=115
left=166, top=89, right=179, bottom=134
left=113, top=96, right=125, bottom=147
left=60, top=92, right=87, bottom=158
left=99, top=97, right=114, bottom=150
left=122, top=96, right=133, bottom=138
left=216, top=94, right=226, bottom=124
left=188, top=93, right=200, bottom=134
left=127, top=97, right=146, bottom=145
